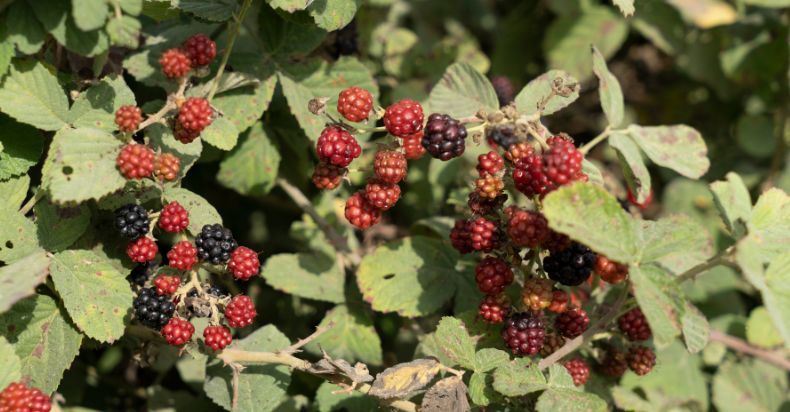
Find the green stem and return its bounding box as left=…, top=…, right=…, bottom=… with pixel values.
left=674, top=247, right=733, bottom=284
left=207, top=0, right=253, bottom=101
left=19, top=190, right=44, bottom=215
left=466, top=122, right=487, bottom=134
left=354, top=125, right=387, bottom=134
left=579, top=126, right=613, bottom=155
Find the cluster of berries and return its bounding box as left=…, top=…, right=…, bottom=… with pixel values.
left=115, top=141, right=181, bottom=182
left=311, top=86, right=471, bottom=229
left=0, top=382, right=50, bottom=412
left=159, top=33, right=217, bottom=79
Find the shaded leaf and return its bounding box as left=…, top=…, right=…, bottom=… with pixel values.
left=217, top=123, right=281, bottom=195
left=0, top=251, right=50, bottom=314
left=305, top=304, right=382, bottom=365
left=261, top=253, right=344, bottom=304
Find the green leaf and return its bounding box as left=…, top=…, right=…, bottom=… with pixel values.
left=629, top=265, right=682, bottom=348
left=632, top=0, right=686, bottom=55
left=762, top=252, right=790, bottom=349
left=120, top=0, right=144, bottom=15
left=609, top=133, right=651, bottom=203
left=627, top=124, right=709, bottom=179
left=427, top=62, right=498, bottom=118
left=175, top=0, right=237, bottom=21
left=203, top=73, right=277, bottom=133
left=0, top=60, right=69, bottom=131
left=200, top=117, right=239, bottom=151
left=0, top=175, right=30, bottom=210
left=543, top=6, right=628, bottom=81
left=434, top=317, right=476, bottom=369
left=260, top=253, right=345, bottom=304
left=41, top=127, right=126, bottom=204
left=542, top=182, right=639, bottom=263
left=473, top=348, right=510, bottom=373
left=34, top=201, right=90, bottom=252
left=536, top=389, right=607, bottom=412
left=735, top=114, right=774, bottom=159
left=747, top=188, right=790, bottom=260
left=515, top=70, right=580, bottom=116
left=30, top=0, right=110, bottom=57
left=71, top=0, right=108, bottom=31
left=743, top=0, right=790, bottom=6
left=492, top=358, right=546, bottom=397
left=314, top=381, right=378, bottom=412
left=745, top=306, right=783, bottom=348
left=546, top=364, right=575, bottom=389
left=611, top=0, right=635, bottom=16
left=0, top=116, right=45, bottom=180
left=259, top=5, right=327, bottom=60
left=712, top=359, right=788, bottom=412
left=591, top=46, right=624, bottom=127
left=5, top=2, right=47, bottom=54
left=69, top=75, right=137, bottom=132
left=107, top=16, right=141, bottom=49
left=710, top=172, right=751, bottom=237
left=356, top=236, right=459, bottom=317
left=468, top=371, right=498, bottom=406
left=0, top=251, right=50, bottom=314
left=0, top=211, right=39, bottom=264
left=638, top=214, right=713, bottom=272
left=681, top=301, right=709, bottom=354
left=307, top=0, right=359, bottom=31
left=217, top=123, right=281, bottom=195
left=582, top=158, right=604, bottom=187
left=50, top=250, right=133, bottom=342
left=0, top=337, right=22, bottom=390
left=0, top=295, right=83, bottom=394
left=268, top=0, right=309, bottom=12
left=204, top=325, right=291, bottom=412
left=163, top=188, right=222, bottom=235
left=0, top=29, right=14, bottom=76
left=305, top=304, right=382, bottom=365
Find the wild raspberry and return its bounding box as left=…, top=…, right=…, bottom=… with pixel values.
left=501, top=312, right=545, bottom=356
left=133, top=287, right=175, bottom=329
left=475, top=257, right=514, bottom=295
left=601, top=349, right=628, bottom=377
left=316, top=126, right=362, bottom=168
left=477, top=151, right=504, bottom=176
left=402, top=132, right=425, bottom=160
left=167, top=241, right=198, bottom=270
left=618, top=308, right=651, bottom=342
left=154, top=153, right=180, bottom=181
left=115, top=105, right=142, bottom=132
left=543, top=243, right=596, bottom=286
left=422, top=113, right=467, bottom=161
left=153, top=274, right=180, bottom=295
left=488, top=127, right=518, bottom=150
left=178, top=98, right=213, bottom=133
left=449, top=219, right=473, bottom=254
left=227, top=246, right=260, bottom=280
left=627, top=346, right=656, bottom=376
left=627, top=188, right=653, bottom=210
left=468, top=192, right=506, bottom=216
left=521, top=278, right=554, bottom=312
left=174, top=121, right=200, bottom=143
left=543, top=230, right=572, bottom=253
left=203, top=325, right=232, bottom=351
left=364, top=179, right=401, bottom=210
left=479, top=294, right=510, bottom=324
left=548, top=289, right=569, bottom=313
left=183, top=33, right=216, bottom=66
left=595, top=255, right=628, bottom=284
left=373, top=150, right=407, bottom=184
left=195, top=224, right=238, bottom=264
left=491, top=75, right=514, bottom=106
left=344, top=191, right=381, bottom=229
left=224, top=295, right=256, bottom=328
left=337, top=86, right=373, bottom=122
left=159, top=48, right=191, bottom=78
left=544, top=135, right=583, bottom=185
left=161, top=317, right=195, bottom=346
left=475, top=174, right=504, bottom=199
left=127, top=237, right=157, bottom=263
left=114, top=204, right=150, bottom=240
left=563, top=359, right=590, bottom=386
left=312, top=162, right=345, bottom=190
left=158, top=201, right=189, bottom=233
left=117, top=143, right=155, bottom=179
left=540, top=333, right=566, bottom=357
left=555, top=307, right=590, bottom=338
left=128, top=262, right=154, bottom=286
left=0, top=382, right=51, bottom=412
left=384, top=99, right=424, bottom=137
left=507, top=209, right=549, bottom=248
left=505, top=142, right=534, bottom=163
left=470, top=217, right=502, bottom=252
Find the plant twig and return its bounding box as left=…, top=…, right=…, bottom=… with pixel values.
left=207, top=0, right=253, bottom=101
left=19, top=189, right=44, bottom=215
left=579, top=126, right=613, bottom=155
left=136, top=77, right=189, bottom=132
left=674, top=247, right=734, bottom=284
left=709, top=329, right=790, bottom=371
left=278, top=322, right=334, bottom=355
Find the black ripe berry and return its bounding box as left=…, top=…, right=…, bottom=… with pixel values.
left=543, top=243, right=596, bottom=286
left=133, top=287, right=175, bottom=329
left=195, top=224, right=238, bottom=264
left=422, top=113, right=467, bottom=161
left=128, top=262, right=155, bottom=287
left=114, top=204, right=150, bottom=240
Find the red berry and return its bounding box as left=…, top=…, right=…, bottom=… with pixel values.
left=127, top=237, right=157, bottom=263
left=316, top=126, right=362, bottom=168
left=153, top=274, right=180, bottom=295
left=449, top=219, right=473, bottom=254
left=475, top=174, right=504, bottom=199
left=563, top=358, right=590, bottom=386
left=627, top=188, right=653, bottom=210
left=344, top=191, right=381, bottom=229
left=402, top=131, right=426, bottom=160
left=227, top=246, right=260, bottom=281
left=159, top=48, right=192, bottom=78
left=478, top=294, right=510, bottom=324
left=117, top=143, right=155, bottom=179
left=627, top=346, right=656, bottom=376
left=507, top=209, right=549, bottom=248
left=183, top=33, right=216, bottom=66
left=383, top=99, right=424, bottom=137
left=521, top=278, right=554, bottom=312
left=543, top=230, right=572, bottom=253
left=178, top=98, right=213, bottom=133
left=601, top=349, right=628, bottom=378
left=470, top=217, right=502, bottom=252
left=0, top=382, right=51, bottom=412
left=167, top=241, right=198, bottom=270
left=203, top=325, right=232, bottom=351
left=618, top=308, right=651, bottom=341
left=364, top=179, right=401, bottom=210
left=161, top=317, right=195, bottom=346
left=115, top=105, right=142, bottom=132
left=505, top=142, right=534, bottom=163
left=159, top=202, right=189, bottom=233
left=312, top=161, right=345, bottom=190
left=544, top=135, right=583, bottom=186
left=501, top=312, right=545, bottom=356
left=475, top=257, right=514, bottom=295
left=174, top=121, right=200, bottom=143
left=155, top=153, right=180, bottom=181
left=595, top=255, right=628, bottom=284
left=540, top=333, right=566, bottom=357
left=373, top=150, right=407, bottom=184
left=468, top=192, right=507, bottom=216
left=477, top=151, right=504, bottom=176
left=224, top=295, right=256, bottom=328
left=513, top=152, right=549, bottom=197
left=555, top=307, right=590, bottom=338
left=337, top=86, right=373, bottom=122
left=547, top=289, right=569, bottom=313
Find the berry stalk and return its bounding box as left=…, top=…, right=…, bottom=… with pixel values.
left=206, top=0, right=253, bottom=101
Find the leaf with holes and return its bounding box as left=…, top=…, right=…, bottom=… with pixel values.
left=0, top=211, right=39, bottom=264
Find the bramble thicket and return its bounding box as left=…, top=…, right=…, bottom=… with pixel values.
left=0, top=0, right=788, bottom=411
